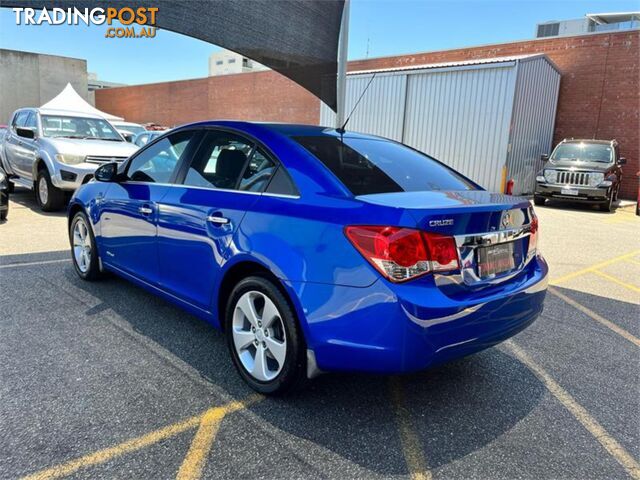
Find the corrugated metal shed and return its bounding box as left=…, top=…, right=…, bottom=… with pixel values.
left=320, top=54, right=561, bottom=194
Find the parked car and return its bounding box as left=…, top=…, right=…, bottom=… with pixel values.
left=0, top=165, right=9, bottom=221
left=110, top=121, right=146, bottom=142
left=1, top=108, right=138, bottom=211
left=534, top=139, right=626, bottom=212
left=133, top=130, right=165, bottom=148
left=68, top=122, right=548, bottom=394
left=0, top=125, right=11, bottom=192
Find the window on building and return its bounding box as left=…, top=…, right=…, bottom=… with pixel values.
left=228, top=58, right=236, bottom=64
left=537, top=22, right=559, bottom=37
left=215, top=60, right=223, bottom=65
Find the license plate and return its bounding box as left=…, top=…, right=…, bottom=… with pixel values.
left=477, top=242, right=515, bottom=278
left=561, top=188, right=579, bottom=196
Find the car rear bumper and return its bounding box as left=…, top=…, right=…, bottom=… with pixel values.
left=290, top=255, right=548, bottom=374
left=535, top=183, right=609, bottom=202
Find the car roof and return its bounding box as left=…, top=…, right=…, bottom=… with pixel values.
left=174, top=120, right=386, bottom=141
left=561, top=138, right=615, bottom=145
left=35, top=108, right=106, bottom=120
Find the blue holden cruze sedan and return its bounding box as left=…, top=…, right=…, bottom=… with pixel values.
left=68, top=121, right=548, bottom=394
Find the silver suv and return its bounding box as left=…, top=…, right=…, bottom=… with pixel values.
left=1, top=108, right=138, bottom=211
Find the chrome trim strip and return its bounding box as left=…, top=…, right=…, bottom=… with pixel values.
left=122, top=181, right=300, bottom=199
left=443, top=221, right=536, bottom=288
left=207, top=215, right=229, bottom=225
left=454, top=225, right=531, bottom=248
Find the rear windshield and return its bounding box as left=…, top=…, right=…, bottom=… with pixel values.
left=292, top=136, right=476, bottom=196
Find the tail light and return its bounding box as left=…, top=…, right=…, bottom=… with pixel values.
left=344, top=226, right=460, bottom=283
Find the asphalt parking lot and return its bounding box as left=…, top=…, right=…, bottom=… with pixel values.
left=0, top=188, right=638, bottom=480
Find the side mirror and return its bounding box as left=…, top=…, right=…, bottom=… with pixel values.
left=16, top=127, right=36, bottom=139
left=619, top=157, right=627, bottom=165
left=94, top=162, right=118, bottom=182
left=540, top=154, right=549, bottom=162
left=122, top=132, right=134, bottom=143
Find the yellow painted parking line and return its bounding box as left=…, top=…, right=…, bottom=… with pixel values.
left=550, top=250, right=640, bottom=286
left=629, top=259, right=640, bottom=267
left=389, top=377, right=432, bottom=480
left=21, top=396, right=259, bottom=480
left=22, top=414, right=202, bottom=480
left=176, top=394, right=263, bottom=480
left=505, top=341, right=640, bottom=480
left=592, top=270, right=640, bottom=293
left=548, top=287, right=640, bottom=347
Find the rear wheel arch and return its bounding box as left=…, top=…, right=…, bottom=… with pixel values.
left=217, top=261, right=302, bottom=334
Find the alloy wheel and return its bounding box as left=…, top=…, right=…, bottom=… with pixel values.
left=72, top=218, right=92, bottom=273
left=38, top=176, right=48, bottom=205
left=232, top=290, right=287, bottom=382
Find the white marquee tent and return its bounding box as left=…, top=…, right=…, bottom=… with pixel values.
left=40, top=83, right=123, bottom=121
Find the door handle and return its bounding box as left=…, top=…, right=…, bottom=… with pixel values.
left=207, top=215, right=230, bottom=225
left=139, top=206, right=153, bottom=215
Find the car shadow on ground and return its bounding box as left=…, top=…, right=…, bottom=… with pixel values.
left=540, top=199, right=621, bottom=214
left=54, top=259, right=547, bottom=476
left=8, top=186, right=68, bottom=217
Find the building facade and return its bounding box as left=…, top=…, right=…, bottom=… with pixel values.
left=536, top=12, right=639, bottom=38
left=208, top=49, right=269, bottom=76
left=0, top=49, right=89, bottom=125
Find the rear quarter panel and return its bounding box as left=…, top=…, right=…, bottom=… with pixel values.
left=233, top=193, right=417, bottom=288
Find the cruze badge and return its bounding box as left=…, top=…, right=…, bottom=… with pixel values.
left=429, top=219, right=454, bottom=227
left=501, top=212, right=513, bottom=229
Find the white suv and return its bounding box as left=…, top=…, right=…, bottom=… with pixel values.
left=1, top=108, right=138, bottom=211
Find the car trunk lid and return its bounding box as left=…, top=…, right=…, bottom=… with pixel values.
left=357, top=190, right=538, bottom=290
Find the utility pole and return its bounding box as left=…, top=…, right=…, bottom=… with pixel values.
left=335, top=0, right=350, bottom=128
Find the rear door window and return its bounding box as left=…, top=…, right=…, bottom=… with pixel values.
left=238, top=147, right=277, bottom=192
left=293, top=135, right=476, bottom=196
left=182, top=131, right=254, bottom=190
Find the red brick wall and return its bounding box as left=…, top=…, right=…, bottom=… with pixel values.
left=96, top=30, right=639, bottom=199
left=95, top=69, right=319, bottom=126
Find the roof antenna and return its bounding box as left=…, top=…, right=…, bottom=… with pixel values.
left=336, top=72, right=377, bottom=135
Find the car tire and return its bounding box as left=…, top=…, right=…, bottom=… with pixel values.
left=533, top=195, right=545, bottom=206
left=6, top=181, right=14, bottom=194
left=36, top=168, right=65, bottom=212
left=225, top=276, right=307, bottom=395
left=69, top=211, right=101, bottom=281
left=0, top=206, right=7, bottom=221
left=599, top=193, right=613, bottom=213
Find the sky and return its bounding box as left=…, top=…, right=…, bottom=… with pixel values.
left=0, top=0, right=638, bottom=86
